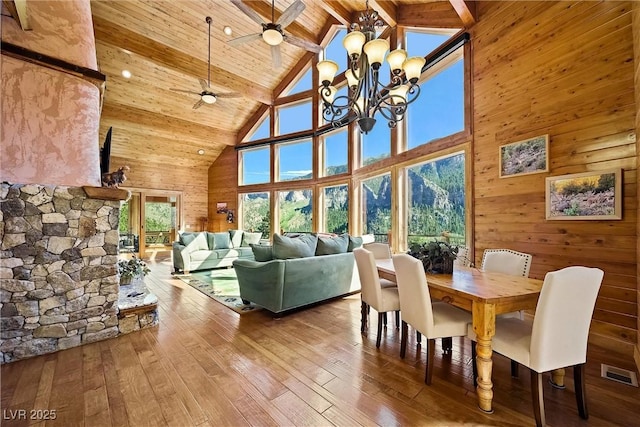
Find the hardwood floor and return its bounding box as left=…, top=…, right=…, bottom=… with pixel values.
left=2, top=258, right=639, bottom=426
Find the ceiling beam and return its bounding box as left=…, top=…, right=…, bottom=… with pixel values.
left=369, top=0, right=397, bottom=27
left=448, top=0, right=477, bottom=28
left=397, top=2, right=463, bottom=28
left=317, top=1, right=352, bottom=27
left=100, top=103, right=236, bottom=146
left=2, top=0, right=31, bottom=30
left=92, top=16, right=273, bottom=105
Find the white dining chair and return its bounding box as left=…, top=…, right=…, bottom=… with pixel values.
left=454, top=246, right=472, bottom=267
left=363, top=242, right=392, bottom=260
left=392, top=254, right=472, bottom=385
left=354, top=247, right=400, bottom=347
left=481, top=248, right=532, bottom=278
left=468, top=266, right=604, bottom=427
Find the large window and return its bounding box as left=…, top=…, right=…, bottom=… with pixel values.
left=276, top=139, right=312, bottom=182
left=361, top=172, right=392, bottom=242
left=361, top=123, right=391, bottom=166
left=239, top=146, right=270, bottom=185
left=404, top=152, right=465, bottom=246
left=321, top=184, right=349, bottom=234
left=247, top=115, right=270, bottom=141
left=320, top=128, right=348, bottom=177
left=240, top=192, right=270, bottom=236
left=282, top=67, right=312, bottom=96
left=276, top=101, right=312, bottom=135
left=278, top=188, right=312, bottom=233
left=324, top=28, right=347, bottom=72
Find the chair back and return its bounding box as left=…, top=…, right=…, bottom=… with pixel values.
left=353, top=248, right=384, bottom=308
left=482, top=248, right=532, bottom=277
left=529, top=266, right=604, bottom=372
left=392, top=254, right=435, bottom=334
left=455, top=246, right=471, bottom=267
left=363, top=242, right=392, bottom=260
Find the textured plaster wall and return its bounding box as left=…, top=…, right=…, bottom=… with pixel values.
left=0, top=0, right=101, bottom=187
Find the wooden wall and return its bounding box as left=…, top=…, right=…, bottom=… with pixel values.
left=111, top=156, right=209, bottom=233
left=207, top=147, right=239, bottom=232
left=472, top=1, right=637, bottom=355
left=633, top=2, right=640, bottom=371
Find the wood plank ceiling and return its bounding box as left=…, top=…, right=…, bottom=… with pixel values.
left=92, top=0, right=473, bottom=168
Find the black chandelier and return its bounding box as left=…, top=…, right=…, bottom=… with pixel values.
left=317, top=1, right=425, bottom=134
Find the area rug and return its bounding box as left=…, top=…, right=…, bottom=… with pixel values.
left=176, top=268, right=260, bottom=314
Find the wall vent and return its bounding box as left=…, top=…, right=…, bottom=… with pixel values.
left=601, top=364, right=638, bottom=387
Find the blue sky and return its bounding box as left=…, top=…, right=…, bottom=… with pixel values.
left=241, top=30, right=463, bottom=185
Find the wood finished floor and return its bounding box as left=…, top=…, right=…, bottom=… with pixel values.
left=2, top=258, right=639, bottom=427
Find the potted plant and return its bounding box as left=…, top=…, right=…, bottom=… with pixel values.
left=408, top=240, right=458, bottom=274
left=118, top=256, right=150, bottom=284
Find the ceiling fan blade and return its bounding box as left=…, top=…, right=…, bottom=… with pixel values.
left=230, top=0, right=265, bottom=25
left=227, top=33, right=262, bottom=47
left=277, top=0, right=305, bottom=29
left=170, top=88, right=201, bottom=95
left=192, top=99, right=205, bottom=110
left=284, top=35, right=322, bottom=53
left=198, top=78, right=210, bottom=91
left=271, top=44, right=282, bottom=69
left=215, top=93, right=242, bottom=99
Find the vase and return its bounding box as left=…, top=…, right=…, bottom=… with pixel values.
left=441, top=258, right=454, bottom=274
left=120, top=275, right=132, bottom=285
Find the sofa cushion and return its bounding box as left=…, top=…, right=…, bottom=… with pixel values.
left=210, top=232, right=231, bottom=249
left=250, top=244, right=273, bottom=262
left=348, top=235, right=363, bottom=252
left=190, top=250, right=218, bottom=262
left=183, top=232, right=208, bottom=251
left=316, top=233, right=349, bottom=255
left=273, top=233, right=318, bottom=259
left=241, top=232, right=262, bottom=247
left=229, top=230, right=244, bottom=248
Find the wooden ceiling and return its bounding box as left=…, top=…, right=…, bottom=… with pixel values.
left=92, top=0, right=475, bottom=168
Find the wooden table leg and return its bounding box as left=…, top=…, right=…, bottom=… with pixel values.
left=472, top=301, right=496, bottom=413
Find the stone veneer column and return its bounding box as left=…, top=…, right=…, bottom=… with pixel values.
left=0, top=183, right=122, bottom=363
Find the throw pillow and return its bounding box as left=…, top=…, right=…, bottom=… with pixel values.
left=229, top=230, right=243, bottom=248
left=212, top=232, right=231, bottom=249
left=241, top=232, right=262, bottom=247
left=347, top=235, right=363, bottom=252
left=179, top=232, right=196, bottom=246
left=316, top=233, right=349, bottom=255
left=250, top=243, right=273, bottom=262
left=272, top=233, right=318, bottom=259
left=190, top=232, right=209, bottom=251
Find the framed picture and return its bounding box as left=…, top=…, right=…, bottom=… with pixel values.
left=216, top=202, right=228, bottom=214
left=499, top=134, right=549, bottom=178
left=545, top=169, right=622, bottom=220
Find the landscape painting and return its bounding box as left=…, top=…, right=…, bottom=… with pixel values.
left=499, top=134, right=549, bottom=178
left=216, top=202, right=228, bottom=214
left=546, top=169, right=621, bottom=220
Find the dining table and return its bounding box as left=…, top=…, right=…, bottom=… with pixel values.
left=376, top=259, right=545, bottom=414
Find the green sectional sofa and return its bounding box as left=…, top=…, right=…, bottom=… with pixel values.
left=172, top=229, right=261, bottom=273
left=232, top=233, right=363, bottom=314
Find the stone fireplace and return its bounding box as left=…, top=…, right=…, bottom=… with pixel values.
left=0, top=182, right=159, bottom=363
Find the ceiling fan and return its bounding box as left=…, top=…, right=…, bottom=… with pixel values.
left=170, top=16, right=241, bottom=109
left=228, top=0, right=322, bottom=68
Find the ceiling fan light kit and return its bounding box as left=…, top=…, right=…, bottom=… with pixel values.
left=317, top=1, right=426, bottom=134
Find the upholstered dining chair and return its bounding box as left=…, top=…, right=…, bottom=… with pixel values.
left=392, top=254, right=472, bottom=385
left=468, top=266, right=604, bottom=427
left=363, top=242, right=392, bottom=260
left=354, top=247, right=400, bottom=347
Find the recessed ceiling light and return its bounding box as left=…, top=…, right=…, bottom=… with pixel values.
left=198, top=149, right=205, bottom=155
left=223, top=26, right=233, bottom=36
left=121, top=70, right=132, bottom=79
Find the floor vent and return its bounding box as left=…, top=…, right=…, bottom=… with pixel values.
left=601, top=364, right=638, bottom=387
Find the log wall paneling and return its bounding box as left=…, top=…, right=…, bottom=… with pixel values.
left=472, top=1, right=637, bottom=356
left=632, top=2, right=640, bottom=373
left=111, top=156, right=208, bottom=234
left=208, top=147, right=239, bottom=232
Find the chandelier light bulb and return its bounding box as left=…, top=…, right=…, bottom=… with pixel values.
left=363, top=39, right=389, bottom=68
left=389, top=84, right=409, bottom=104
left=387, top=49, right=407, bottom=73
left=345, top=69, right=358, bottom=88
left=262, top=28, right=283, bottom=46
left=403, top=56, right=426, bottom=83
left=343, top=31, right=366, bottom=58
left=317, top=60, right=339, bottom=85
